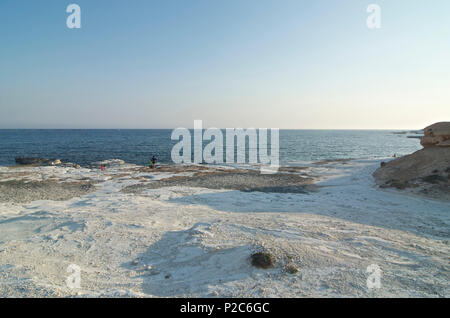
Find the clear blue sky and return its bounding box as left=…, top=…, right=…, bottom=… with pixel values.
left=0, top=0, right=449, bottom=129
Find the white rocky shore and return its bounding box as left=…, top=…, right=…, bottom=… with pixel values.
left=0, top=159, right=448, bottom=297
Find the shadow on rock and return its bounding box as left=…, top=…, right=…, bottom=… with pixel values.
left=122, top=223, right=254, bottom=297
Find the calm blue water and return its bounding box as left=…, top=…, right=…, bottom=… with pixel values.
left=0, top=130, right=422, bottom=166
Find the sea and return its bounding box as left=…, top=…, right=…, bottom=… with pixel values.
left=0, top=129, right=422, bottom=166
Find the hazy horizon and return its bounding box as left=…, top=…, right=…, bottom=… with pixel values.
left=1, top=0, right=449, bottom=130
left=0, top=127, right=429, bottom=131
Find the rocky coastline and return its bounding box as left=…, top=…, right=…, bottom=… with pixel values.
left=374, top=122, right=450, bottom=200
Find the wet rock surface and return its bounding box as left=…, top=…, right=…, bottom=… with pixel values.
left=15, top=157, right=61, bottom=166
left=122, top=170, right=317, bottom=194
left=0, top=180, right=95, bottom=203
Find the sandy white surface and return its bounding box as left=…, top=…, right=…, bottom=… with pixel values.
left=0, top=160, right=448, bottom=297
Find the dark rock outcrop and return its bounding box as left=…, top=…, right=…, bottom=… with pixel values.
left=15, top=157, right=61, bottom=166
